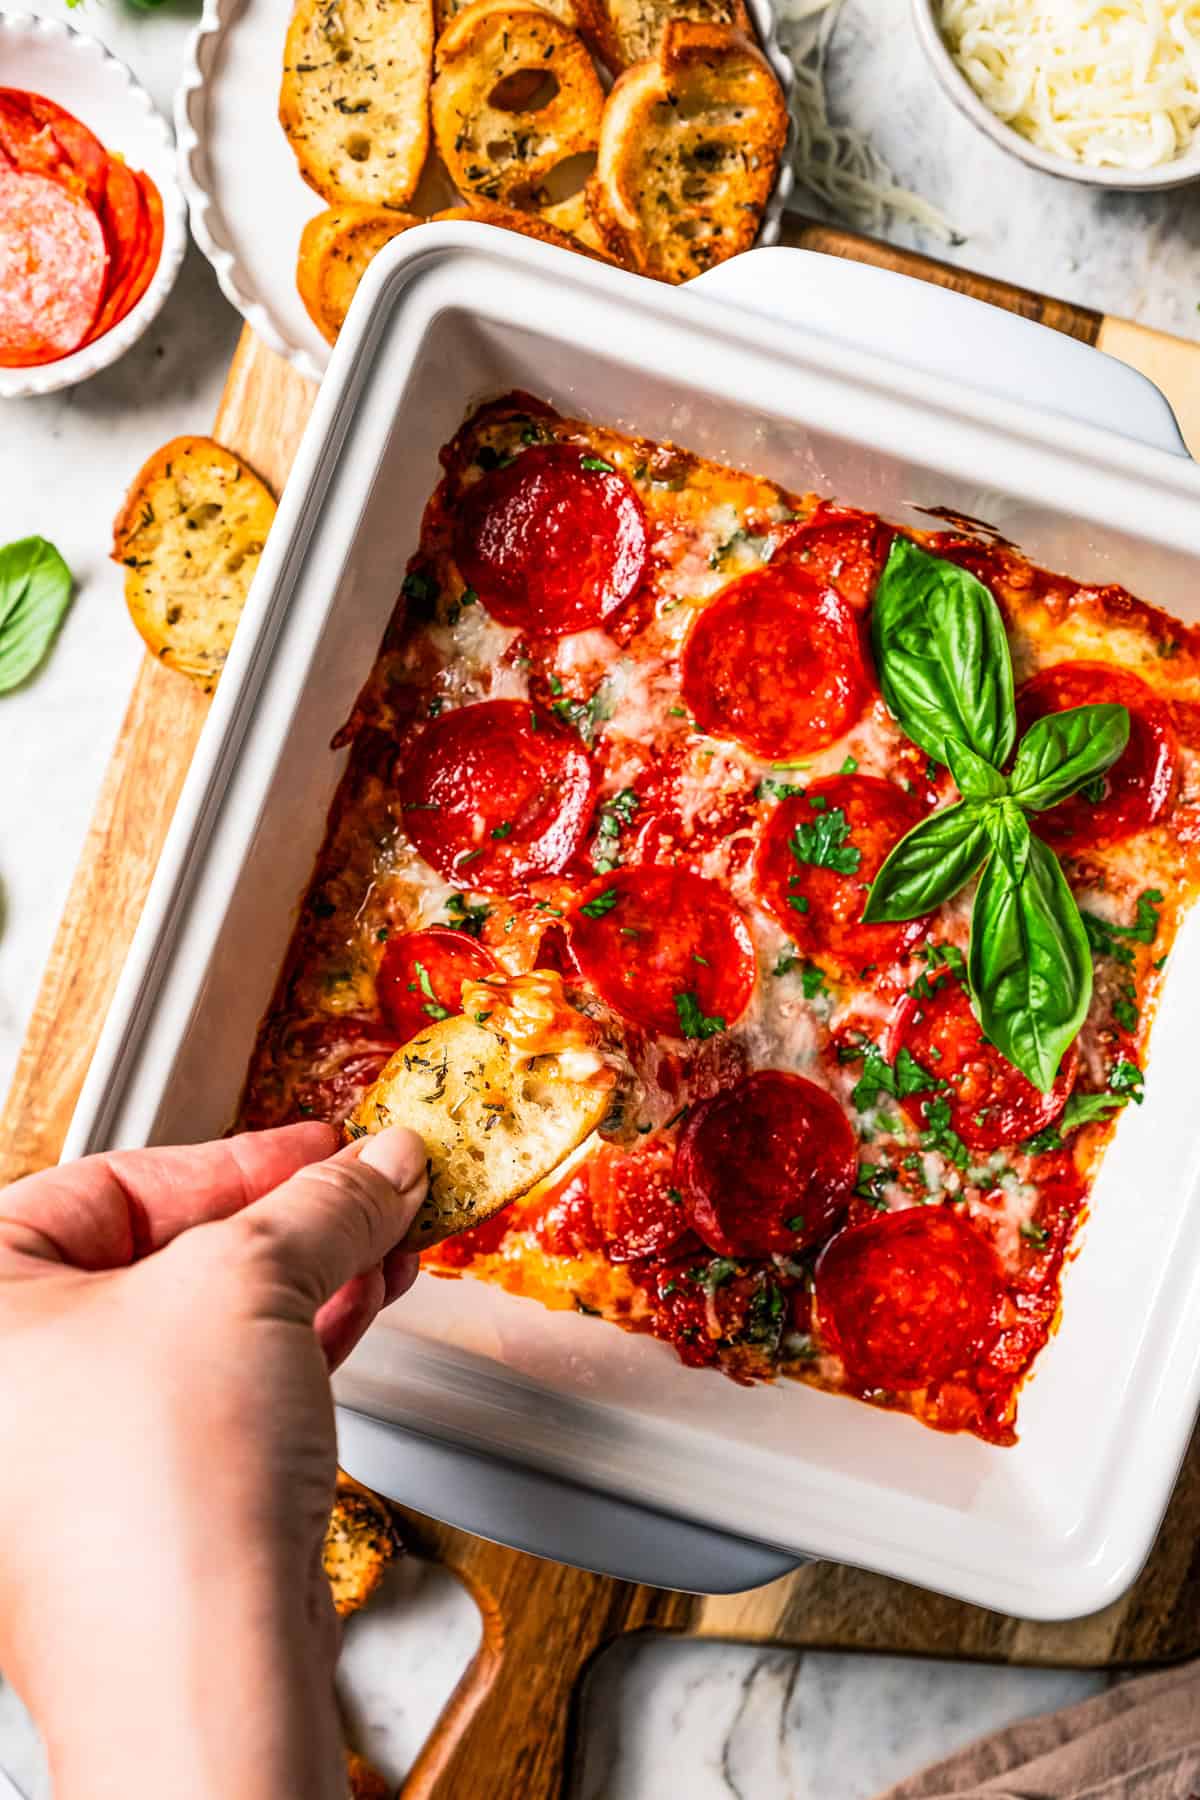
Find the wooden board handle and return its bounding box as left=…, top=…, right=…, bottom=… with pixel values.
left=396, top=1515, right=690, bottom=1800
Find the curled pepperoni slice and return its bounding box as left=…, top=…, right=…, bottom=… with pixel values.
left=0, top=168, right=107, bottom=363
left=755, top=775, right=928, bottom=973
left=1017, top=662, right=1179, bottom=852
left=568, top=866, right=756, bottom=1039
left=676, top=1072, right=857, bottom=1257
left=398, top=700, right=597, bottom=891
left=377, top=925, right=498, bottom=1043
left=772, top=505, right=894, bottom=611
left=542, top=1138, right=693, bottom=1263
left=453, top=444, right=650, bottom=637
left=680, top=565, right=869, bottom=758
left=814, top=1206, right=1001, bottom=1390
left=887, top=974, right=1077, bottom=1153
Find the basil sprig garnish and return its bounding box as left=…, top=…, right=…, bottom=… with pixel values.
left=864, top=539, right=1129, bottom=1093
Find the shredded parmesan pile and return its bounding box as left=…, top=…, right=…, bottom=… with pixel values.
left=939, top=0, right=1200, bottom=169
left=780, top=0, right=960, bottom=240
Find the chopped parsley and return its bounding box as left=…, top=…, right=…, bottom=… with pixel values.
left=443, top=893, right=490, bottom=938
left=839, top=754, right=859, bottom=773
left=552, top=683, right=614, bottom=748
left=686, top=1256, right=739, bottom=1293
left=743, top=1279, right=786, bottom=1346
left=1020, top=1220, right=1049, bottom=1249
left=401, top=570, right=434, bottom=605
left=788, top=802, right=861, bottom=875
left=1110, top=1059, right=1145, bottom=1103
left=757, top=775, right=805, bottom=802
left=581, top=886, right=619, bottom=919
left=412, top=961, right=450, bottom=1021
left=844, top=1042, right=942, bottom=1111
left=490, top=820, right=513, bottom=841
left=708, top=527, right=771, bottom=569
left=476, top=445, right=514, bottom=471
left=773, top=945, right=800, bottom=976
left=854, top=1162, right=894, bottom=1208
left=591, top=787, right=639, bottom=871
left=580, top=455, right=614, bottom=472
left=917, top=1096, right=970, bottom=1170
left=1082, top=889, right=1163, bottom=964
left=675, top=991, right=726, bottom=1040
left=1023, top=1088, right=1129, bottom=1154
left=800, top=962, right=828, bottom=1000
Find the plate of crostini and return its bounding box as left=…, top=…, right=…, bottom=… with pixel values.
left=176, top=0, right=795, bottom=379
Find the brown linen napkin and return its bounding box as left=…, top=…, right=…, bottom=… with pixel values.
left=875, top=1661, right=1200, bottom=1799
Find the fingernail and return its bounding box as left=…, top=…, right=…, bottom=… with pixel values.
left=359, top=1126, right=427, bottom=1193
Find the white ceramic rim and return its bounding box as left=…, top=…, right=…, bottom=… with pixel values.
left=910, top=0, right=1200, bottom=191
left=0, top=11, right=189, bottom=401
left=174, top=0, right=796, bottom=381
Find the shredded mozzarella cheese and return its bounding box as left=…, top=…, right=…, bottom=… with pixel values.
left=939, top=0, right=1200, bottom=169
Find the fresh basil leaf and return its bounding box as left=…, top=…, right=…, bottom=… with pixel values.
left=969, top=834, right=1091, bottom=1093
left=863, top=802, right=990, bottom=924
left=0, top=537, right=73, bottom=693
left=944, top=737, right=1007, bottom=801
left=870, top=537, right=1015, bottom=768
left=1009, top=703, right=1130, bottom=812
left=981, top=798, right=1031, bottom=882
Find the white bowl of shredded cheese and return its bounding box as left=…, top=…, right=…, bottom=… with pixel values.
left=912, top=0, right=1200, bottom=187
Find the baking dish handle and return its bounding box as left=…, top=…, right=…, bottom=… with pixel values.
left=687, top=247, right=1188, bottom=458
left=336, top=1405, right=800, bottom=1594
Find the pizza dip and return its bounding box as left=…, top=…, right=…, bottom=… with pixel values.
left=239, top=392, right=1200, bottom=1445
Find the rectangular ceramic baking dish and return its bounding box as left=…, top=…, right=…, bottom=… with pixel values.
left=65, top=226, right=1200, bottom=1616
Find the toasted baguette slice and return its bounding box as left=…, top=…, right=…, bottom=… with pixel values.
left=297, top=205, right=422, bottom=343
left=323, top=1471, right=402, bottom=1618
left=435, top=200, right=614, bottom=260
left=539, top=188, right=611, bottom=256
left=588, top=21, right=787, bottom=282
left=437, top=0, right=577, bottom=27
left=349, top=1012, right=611, bottom=1248
left=575, top=0, right=750, bottom=69
left=432, top=0, right=604, bottom=208
left=112, top=437, right=276, bottom=693
left=280, top=0, right=433, bottom=207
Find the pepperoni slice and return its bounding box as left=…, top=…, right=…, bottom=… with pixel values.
left=755, top=775, right=928, bottom=973
left=1016, top=662, right=1179, bottom=852
left=0, top=168, right=107, bottom=364
left=680, top=564, right=869, bottom=758
left=22, top=93, right=109, bottom=211
left=568, top=866, right=756, bottom=1039
left=887, top=973, right=1077, bottom=1152
left=547, top=1138, right=694, bottom=1262
left=453, top=444, right=650, bottom=637
left=377, top=925, right=498, bottom=1043
left=398, top=699, right=597, bottom=890
left=772, top=505, right=894, bottom=611
left=676, top=1072, right=857, bottom=1257
left=814, top=1206, right=1001, bottom=1390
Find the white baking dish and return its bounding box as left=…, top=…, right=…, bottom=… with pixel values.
left=65, top=226, right=1200, bottom=1615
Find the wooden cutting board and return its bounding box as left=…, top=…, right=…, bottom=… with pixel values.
left=6, top=219, right=1200, bottom=1800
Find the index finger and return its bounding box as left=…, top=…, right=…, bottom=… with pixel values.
left=0, top=1124, right=338, bottom=1271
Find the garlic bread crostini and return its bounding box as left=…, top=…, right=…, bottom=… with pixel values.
left=280, top=0, right=434, bottom=207
left=112, top=437, right=276, bottom=693
left=432, top=0, right=604, bottom=208
left=587, top=20, right=786, bottom=282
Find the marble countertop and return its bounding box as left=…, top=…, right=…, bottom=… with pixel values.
left=0, top=0, right=1181, bottom=1789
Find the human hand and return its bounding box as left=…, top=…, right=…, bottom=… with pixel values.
left=0, top=1122, right=427, bottom=1800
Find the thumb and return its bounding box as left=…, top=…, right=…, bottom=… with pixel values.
left=229, top=1126, right=427, bottom=1316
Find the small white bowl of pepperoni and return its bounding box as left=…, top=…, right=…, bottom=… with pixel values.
left=0, top=12, right=187, bottom=399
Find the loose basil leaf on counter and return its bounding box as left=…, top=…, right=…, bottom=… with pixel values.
left=863, top=802, right=991, bottom=924
left=0, top=537, right=73, bottom=694
left=870, top=537, right=1015, bottom=768
left=969, top=835, right=1092, bottom=1094
left=943, top=736, right=1007, bottom=802
left=1008, top=703, right=1130, bottom=812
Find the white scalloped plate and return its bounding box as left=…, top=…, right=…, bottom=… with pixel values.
left=0, top=11, right=188, bottom=400
left=175, top=0, right=796, bottom=382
